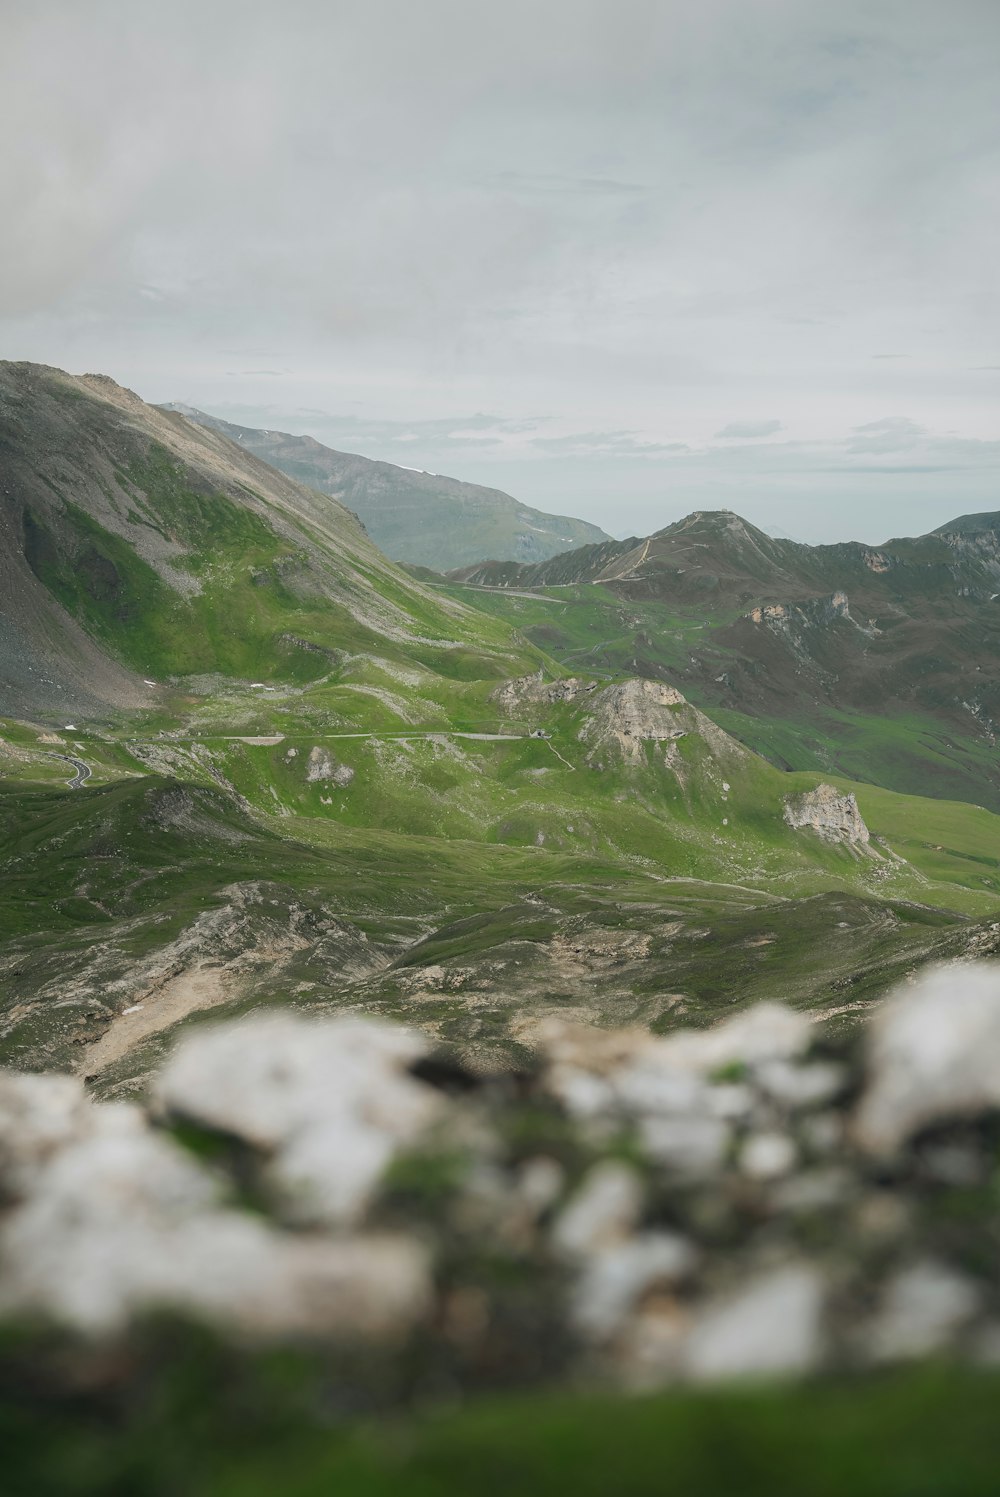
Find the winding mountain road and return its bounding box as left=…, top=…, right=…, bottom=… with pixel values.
left=133, top=730, right=536, bottom=745
left=50, top=754, right=92, bottom=789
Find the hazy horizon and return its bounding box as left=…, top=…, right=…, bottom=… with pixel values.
left=3, top=0, right=998, bottom=544
left=161, top=393, right=996, bottom=548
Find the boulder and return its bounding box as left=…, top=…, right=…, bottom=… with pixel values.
left=552, top=1161, right=644, bottom=1258
left=684, top=1265, right=825, bottom=1381
left=855, top=961, right=1000, bottom=1153
left=306, top=746, right=354, bottom=786
left=783, top=784, right=870, bottom=847
left=156, top=1014, right=442, bottom=1224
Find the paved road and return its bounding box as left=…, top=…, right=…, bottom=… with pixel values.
left=50, top=754, right=92, bottom=789
left=133, top=730, right=535, bottom=745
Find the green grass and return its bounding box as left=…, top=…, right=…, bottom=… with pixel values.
left=8, top=413, right=1000, bottom=1081
left=3, top=761, right=976, bottom=1081
left=23, top=441, right=543, bottom=689
left=444, top=582, right=1000, bottom=815
left=3, top=1326, right=1000, bottom=1497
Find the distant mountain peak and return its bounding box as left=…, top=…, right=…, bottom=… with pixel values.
left=932, top=511, right=1000, bottom=537
left=163, top=406, right=612, bottom=570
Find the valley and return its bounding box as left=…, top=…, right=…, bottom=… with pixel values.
left=8, top=10, right=1000, bottom=1488
left=3, top=363, right=1000, bottom=1102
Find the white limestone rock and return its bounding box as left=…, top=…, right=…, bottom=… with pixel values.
left=640, top=1114, right=731, bottom=1176
left=754, top=1058, right=845, bottom=1111
left=610, top=1053, right=708, bottom=1117
left=654, top=1003, right=812, bottom=1076
left=866, top=1261, right=980, bottom=1363
left=572, top=1232, right=696, bottom=1342
left=704, top=1082, right=758, bottom=1122
left=535, top=1019, right=652, bottom=1120
left=684, top=1265, right=826, bottom=1381
left=156, top=1014, right=443, bottom=1225
left=306, top=746, right=354, bottom=786
left=0, top=1072, right=94, bottom=1195
left=490, top=671, right=585, bottom=714
left=0, top=1089, right=431, bottom=1338
left=580, top=679, right=689, bottom=762
left=739, top=1132, right=798, bottom=1181
left=855, top=962, right=1000, bottom=1154
left=783, top=784, right=870, bottom=848
left=551, top=1161, right=644, bottom=1258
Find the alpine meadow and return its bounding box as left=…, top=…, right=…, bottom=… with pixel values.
left=3, top=4, right=1000, bottom=1494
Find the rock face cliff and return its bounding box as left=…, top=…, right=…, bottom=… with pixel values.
left=490, top=671, right=591, bottom=714
left=580, top=679, right=688, bottom=762
left=783, top=784, right=870, bottom=848
left=492, top=673, right=750, bottom=769
left=579, top=678, right=749, bottom=769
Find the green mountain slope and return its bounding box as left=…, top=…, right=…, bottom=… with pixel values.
left=162, top=404, right=612, bottom=569
left=5, top=665, right=1000, bottom=1090
left=446, top=509, right=1000, bottom=810
left=4, top=368, right=1000, bottom=1091
left=0, top=362, right=532, bottom=719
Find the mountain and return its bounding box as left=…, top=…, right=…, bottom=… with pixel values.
left=161, top=404, right=612, bottom=569
left=447, top=508, right=1000, bottom=811
left=4, top=366, right=1000, bottom=1095
left=0, top=362, right=527, bottom=719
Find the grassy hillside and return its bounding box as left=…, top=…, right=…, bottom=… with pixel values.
left=5, top=667, right=999, bottom=1091
left=0, top=362, right=534, bottom=719
left=163, top=405, right=612, bottom=570
left=3, top=365, right=1000, bottom=1095
left=439, top=572, right=1000, bottom=813
left=5, top=1339, right=999, bottom=1497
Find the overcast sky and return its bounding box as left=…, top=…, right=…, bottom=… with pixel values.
left=2, top=0, right=998, bottom=543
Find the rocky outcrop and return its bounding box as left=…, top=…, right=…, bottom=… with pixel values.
left=491, top=671, right=747, bottom=769
left=579, top=678, right=746, bottom=766
left=783, top=784, right=870, bottom=848
left=306, top=746, right=354, bottom=786
left=856, top=962, right=1000, bottom=1153
left=490, top=671, right=589, bottom=714
left=583, top=679, right=687, bottom=759
left=0, top=1035, right=431, bottom=1338
left=747, top=590, right=876, bottom=639
left=7, top=964, right=1000, bottom=1386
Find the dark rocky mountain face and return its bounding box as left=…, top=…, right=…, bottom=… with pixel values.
left=162, top=404, right=612, bottom=570
left=449, top=507, right=1000, bottom=805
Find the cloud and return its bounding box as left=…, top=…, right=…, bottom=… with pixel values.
left=531, top=431, right=689, bottom=457
left=0, top=0, right=997, bottom=543
left=715, top=420, right=784, bottom=440
left=847, top=416, right=926, bottom=454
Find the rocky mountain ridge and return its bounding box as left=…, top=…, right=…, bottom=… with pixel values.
left=162, top=404, right=612, bottom=570
left=0, top=362, right=527, bottom=717
left=446, top=507, right=1000, bottom=811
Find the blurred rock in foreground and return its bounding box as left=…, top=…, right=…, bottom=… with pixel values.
left=4, top=962, right=1000, bottom=1392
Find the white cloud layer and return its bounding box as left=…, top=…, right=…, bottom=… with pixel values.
left=2, top=0, right=997, bottom=542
